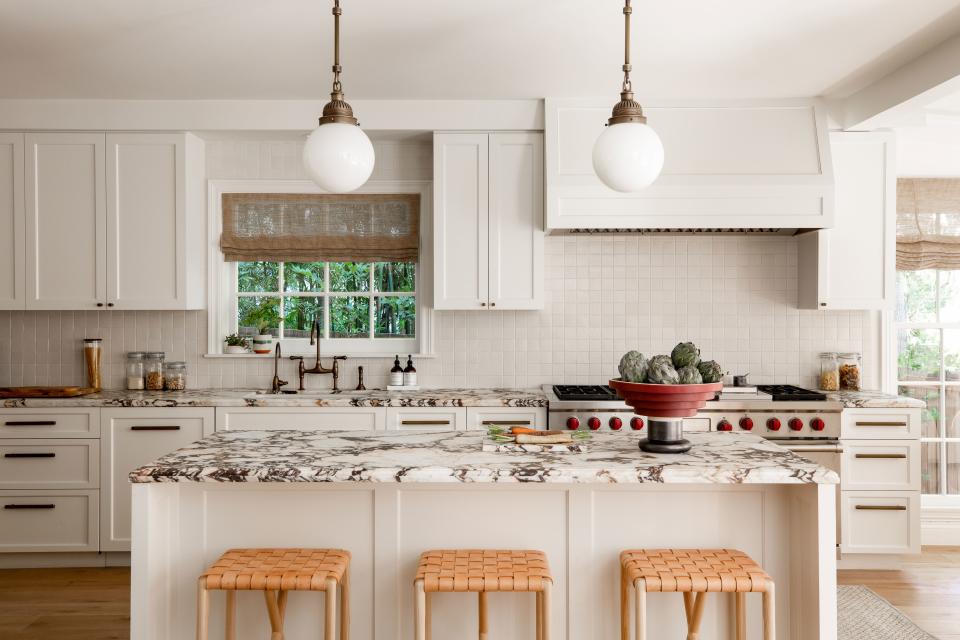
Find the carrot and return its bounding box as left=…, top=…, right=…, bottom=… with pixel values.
left=509, top=426, right=551, bottom=436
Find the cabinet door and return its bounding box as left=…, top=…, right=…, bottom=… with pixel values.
left=216, top=407, right=385, bottom=431
left=106, top=133, right=186, bottom=309
left=100, top=408, right=214, bottom=551
left=433, top=133, right=489, bottom=310
left=25, top=133, right=106, bottom=309
left=466, top=407, right=547, bottom=430
left=385, top=407, right=466, bottom=431
left=489, top=133, right=544, bottom=310
left=0, top=133, right=24, bottom=309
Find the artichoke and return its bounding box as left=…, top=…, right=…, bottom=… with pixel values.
left=645, top=355, right=679, bottom=384
left=671, top=342, right=701, bottom=369
left=618, top=350, right=649, bottom=383
left=677, top=365, right=703, bottom=384
left=697, top=360, right=724, bottom=384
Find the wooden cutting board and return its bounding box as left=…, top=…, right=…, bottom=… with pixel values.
left=0, top=386, right=99, bottom=398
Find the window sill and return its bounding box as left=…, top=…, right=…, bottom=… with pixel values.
left=203, top=353, right=437, bottom=359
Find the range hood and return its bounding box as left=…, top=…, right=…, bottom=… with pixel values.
left=544, top=99, right=835, bottom=234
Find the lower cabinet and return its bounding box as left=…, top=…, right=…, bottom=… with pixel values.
left=841, top=490, right=920, bottom=555
left=386, top=407, right=466, bottom=431
left=216, top=407, right=386, bottom=431
left=100, top=408, right=214, bottom=552
left=0, top=489, right=99, bottom=552
left=465, top=406, right=547, bottom=430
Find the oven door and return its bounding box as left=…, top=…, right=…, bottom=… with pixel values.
left=777, top=440, right=842, bottom=546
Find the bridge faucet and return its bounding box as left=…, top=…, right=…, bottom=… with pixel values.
left=289, top=317, right=348, bottom=392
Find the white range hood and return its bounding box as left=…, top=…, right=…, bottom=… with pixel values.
left=544, top=98, right=835, bottom=234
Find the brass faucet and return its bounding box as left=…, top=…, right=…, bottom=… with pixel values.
left=270, top=342, right=288, bottom=393
left=290, top=317, right=347, bottom=392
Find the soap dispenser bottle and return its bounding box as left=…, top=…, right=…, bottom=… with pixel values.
left=390, top=355, right=403, bottom=387
left=403, top=355, right=417, bottom=386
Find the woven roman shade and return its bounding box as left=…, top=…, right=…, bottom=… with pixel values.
left=220, top=193, right=420, bottom=263
left=897, top=178, right=960, bottom=271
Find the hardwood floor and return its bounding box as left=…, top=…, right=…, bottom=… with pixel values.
left=0, top=549, right=957, bottom=639
left=838, top=546, right=960, bottom=640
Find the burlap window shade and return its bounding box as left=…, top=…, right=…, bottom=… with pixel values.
left=897, top=178, right=960, bottom=271
left=220, top=193, right=420, bottom=263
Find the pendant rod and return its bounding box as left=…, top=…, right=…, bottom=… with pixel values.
left=332, top=0, right=343, bottom=93
left=622, top=0, right=632, bottom=92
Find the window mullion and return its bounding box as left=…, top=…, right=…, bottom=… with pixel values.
left=324, top=263, right=331, bottom=339
left=278, top=262, right=285, bottom=339
left=369, top=263, right=376, bottom=339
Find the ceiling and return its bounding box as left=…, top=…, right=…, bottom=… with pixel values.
left=1, top=0, right=960, bottom=101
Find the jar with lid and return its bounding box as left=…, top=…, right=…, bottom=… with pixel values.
left=144, top=352, right=165, bottom=390
left=164, top=361, right=187, bottom=391
left=125, top=352, right=146, bottom=390
left=819, top=352, right=839, bottom=391
left=838, top=352, right=862, bottom=391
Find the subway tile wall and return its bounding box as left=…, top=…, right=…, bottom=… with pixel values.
left=0, top=138, right=877, bottom=391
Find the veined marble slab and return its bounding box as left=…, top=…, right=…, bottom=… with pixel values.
left=0, top=387, right=547, bottom=409
left=130, top=430, right=839, bottom=485
left=825, top=390, right=925, bottom=409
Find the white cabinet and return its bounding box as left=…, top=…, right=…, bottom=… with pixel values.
left=216, top=407, right=386, bottom=431
left=0, top=133, right=24, bottom=309
left=433, top=132, right=543, bottom=310
left=841, top=491, right=920, bottom=555
left=385, top=407, right=466, bottom=431
left=23, top=132, right=204, bottom=311
left=0, top=439, right=99, bottom=490
left=100, top=408, right=214, bottom=551
left=0, top=489, right=99, bottom=553
left=798, top=132, right=895, bottom=310
left=465, top=407, right=547, bottom=430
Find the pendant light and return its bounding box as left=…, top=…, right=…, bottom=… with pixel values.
left=592, top=0, right=664, bottom=192
left=303, top=0, right=375, bottom=193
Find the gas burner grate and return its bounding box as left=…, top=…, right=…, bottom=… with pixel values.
left=756, top=385, right=826, bottom=402
left=552, top=385, right=619, bottom=402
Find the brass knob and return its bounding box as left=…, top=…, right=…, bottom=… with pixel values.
left=480, top=302, right=486, bottom=307
left=490, top=302, right=496, bottom=307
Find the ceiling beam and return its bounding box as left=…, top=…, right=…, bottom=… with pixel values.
left=829, top=32, right=960, bottom=130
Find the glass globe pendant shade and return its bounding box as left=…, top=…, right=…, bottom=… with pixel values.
left=592, top=121, right=664, bottom=192
left=303, top=122, right=375, bottom=193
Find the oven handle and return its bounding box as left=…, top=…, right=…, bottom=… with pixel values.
left=779, top=443, right=843, bottom=454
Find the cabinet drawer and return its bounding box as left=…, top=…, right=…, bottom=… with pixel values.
left=217, top=407, right=385, bottom=431
left=840, top=490, right=920, bottom=555
left=0, top=409, right=100, bottom=438
left=842, top=440, right=919, bottom=491
left=466, top=407, right=547, bottom=431
left=0, top=489, right=98, bottom=552
left=0, top=439, right=98, bottom=489
left=841, top=408, right=920, bottom=439
left=386, top=407, right=466, bottom=431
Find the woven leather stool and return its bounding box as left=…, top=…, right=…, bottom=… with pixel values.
left=197, top=548, right=350, bottom=640
left=620, top=548, right=774, bottom=640
left=414, top=549, right=552, bottom=640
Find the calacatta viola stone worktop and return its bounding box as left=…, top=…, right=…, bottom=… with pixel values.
left=129, top=429, right=839, bottom=485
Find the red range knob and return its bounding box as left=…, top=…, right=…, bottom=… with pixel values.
left=588, top=417, right=602, bottom=431
left=767, top=418, right=781, bottom=431
left=630, top=417, right=645, bottom=431
left=810, top=417, right=825, bottom=431
left=566, top=417, right=580, bottom=430
left=788, top=418, right=804, bottom=431
left=717, top=419, right=733, bottom=432
left=739, top=417, right=754, bottom=431
left=609, top=417, right=623, bottom=431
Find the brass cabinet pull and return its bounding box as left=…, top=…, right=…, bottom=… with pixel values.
left=854, top=505, right=907, bottom=511
left=4, top=503, right=55, bottom=510
left=855, top=421, right=907, bottom=427
left=401, top=420, right=451, bottom=426
left=482, top=420, right=532, bottom=425
left=131, top=425, right=181, bottom=431
left=854, top=453, right=907, bottom=459
left=4, top=452, right=56, bottom=458
left=4, top=420, right=56, bottom=426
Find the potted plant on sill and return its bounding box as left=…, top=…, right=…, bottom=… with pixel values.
left=223, top=333, right=250, bottom=354
left=239, top=301, right=280, bottom=355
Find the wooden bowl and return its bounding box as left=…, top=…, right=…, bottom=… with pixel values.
left=608, top=378, right=723, bottom=418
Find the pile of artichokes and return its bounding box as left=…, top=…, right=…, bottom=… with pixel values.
left=618, top=342, right=724, bottom=385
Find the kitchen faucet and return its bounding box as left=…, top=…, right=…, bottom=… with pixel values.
left=270, top=342, right=288, bottom=393
left=290, top=317, right=347, bottom=392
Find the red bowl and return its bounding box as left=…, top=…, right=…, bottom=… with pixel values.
left=609, top=378, right=723, bottom=419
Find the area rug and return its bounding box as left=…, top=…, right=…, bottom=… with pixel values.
left=839, top=585, right=937, bottom=640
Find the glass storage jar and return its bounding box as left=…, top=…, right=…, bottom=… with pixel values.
left=125, top=352, right=146, bottom=390
left=838, top=352, right=862, bottom=391
left=144, top=352, right=165, bottom=390
left=164, top=361, right=187, bottom=391
left=819, top=352, right=839, bottom=391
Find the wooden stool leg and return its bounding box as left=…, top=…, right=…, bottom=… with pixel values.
left=478, top=592, right=489, bottom=640
left=687, top=593, right=706, bottom=640
left=224, top=591, right=236, bottom=640
left=734, top=592, right=746, bottom=640
left=683, top=592, right=693, bottom=626
left=414, top=580, right=426, bottom=640
left=763, top=582, right=776, bottom=640
left=425, top=592, right=432, bottom=640
left=263, top=590, right=284, bottom=640
left=196, top=578, right=209, bottom=640
left=541, top=580, right=551, bottom=640
left=633, top=579, right=646, bottom=640
left=325, top=577, right=337, bottom=640
left=620, top=571, right=629, bottom=640
left=340, top=569, right=350, bottom=640
left=536, top=591, right=543, bottom=640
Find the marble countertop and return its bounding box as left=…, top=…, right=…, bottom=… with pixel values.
left=824, top=390, right=925, bottom=409
left=129, top=430, right=839, bottom=485
left=1, top=388, right=547, bottom=409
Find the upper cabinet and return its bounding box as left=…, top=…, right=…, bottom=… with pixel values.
left=798, top=132, right=895, bottom=310
left=544, top=99, right=834, bottom=232
left=433, top=132, right=543, bottom=310
left=22, top=132, right=205, bottom=310
left=0, top=133, right=24, bottom=310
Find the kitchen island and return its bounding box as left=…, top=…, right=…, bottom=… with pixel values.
left=130, top=430, right=838, bottom=640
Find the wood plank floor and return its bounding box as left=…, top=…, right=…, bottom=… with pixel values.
left=838, top=546, right=960, bottom=640
left=0, top=548, right=957, bottom=639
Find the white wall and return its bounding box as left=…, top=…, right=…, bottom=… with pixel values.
left=896, top=125, right=960, bottom=176
left=0, top=137, right=875, bottom=391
